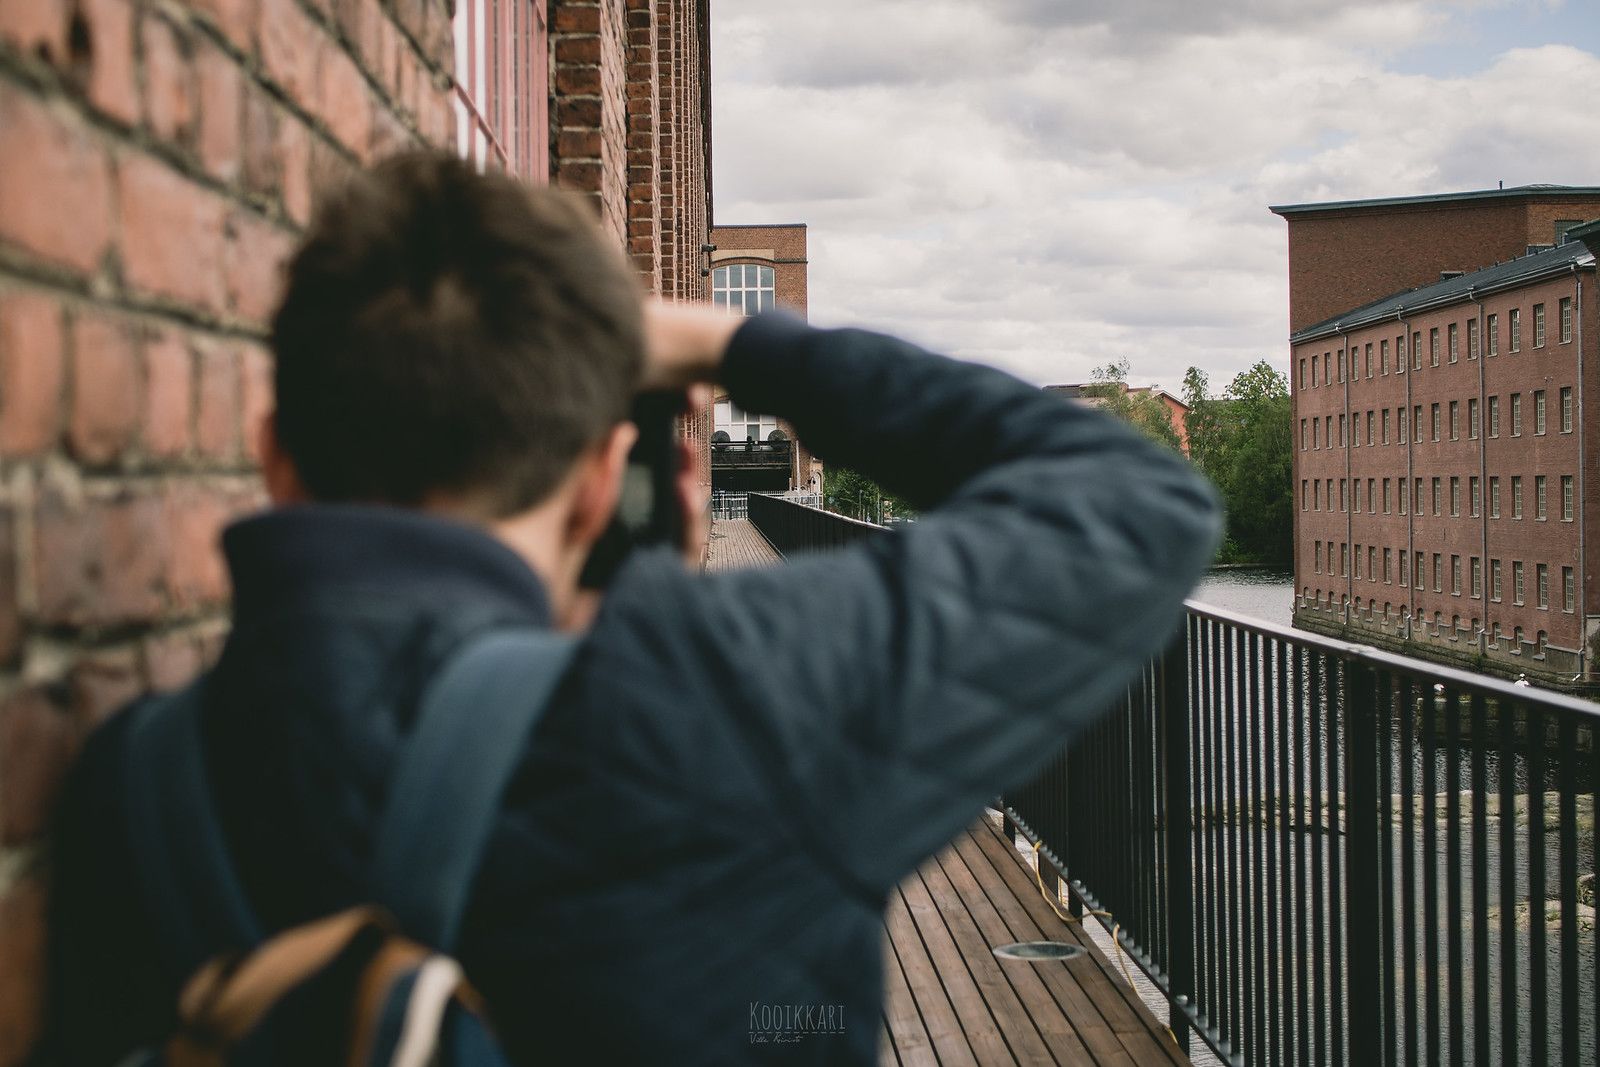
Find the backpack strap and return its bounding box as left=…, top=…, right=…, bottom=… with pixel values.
left=122, top=680, right=266, bottom=980
left=370, top=628, right=579, bottom=953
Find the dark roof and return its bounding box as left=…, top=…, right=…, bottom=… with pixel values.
left=1290, top=240, right=1595, bottom=344
left=1270, top=184, right=1600, bottom=217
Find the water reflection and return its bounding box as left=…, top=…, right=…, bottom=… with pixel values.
left=1192, top=567, right=1294, bottom=626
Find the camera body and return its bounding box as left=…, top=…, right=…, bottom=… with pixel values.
left=578, top=390, right=687, bottom=588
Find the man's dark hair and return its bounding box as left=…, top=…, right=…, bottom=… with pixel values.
left=270, top=151, right=643, bottom=517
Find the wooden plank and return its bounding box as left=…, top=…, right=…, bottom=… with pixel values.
left=963, top=825, right=1187, bottom=1067
left=880, top=922, right=939, bottom=1067
left=917, top=853, right=1059, bottom=1064
left=898, top=869, right=1018, bottom=1063
left=878, top=1012, right=898, bottom=1067
left=932, top=843, right=1098, bottom=1065
left=884, top=884, right=979, bottom=1067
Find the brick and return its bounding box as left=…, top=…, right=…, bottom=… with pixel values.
left=241, top=86, right=282, bottom=201
left=141, top=13, right=195, bottom=145
left=317, top=44, right=373, bottom=157
left=34, top=488, right=167, bottom=628
left=194, top=338, right=238, bottom=459
left=223, top=211, right=292, bottom=327
left=0, top=0, right=68, bottom=63
left=143, top=629, right=203, bottom=691
left=278, top=115, right=313, bottom=225
left=239, top=342, right=273, bottom=462
left=0, top=687, right=78, bottom=844
left=0, top=289, right=66, bottom=457
left=0, top=84, right=114, bottom=275
left=331, top=0, right=379, bottom=65
left=195, top=42, right=243, bottom=183
left=189, top=0, right=257, bottom=54
left=0, top=507, right=17, bottom=666
left=77, top=0, right=138, bottom=125
left=557, top=129, right=603, bottom=159
left=67, top=312, right=140, bottom=465
left=0, top=872, right=47, bottom=1066
left=68, top=645, right=143, bottom=726
left=555, top=35, right=602, bottom=64
left=117, top=151, right=227, bottom=314
left=554, top=64, right=602, bottom=96
left=141, top=328, right=191, bottom=458
left=163, top=483, right=234, bottom=610
left=258, top=0, right=322, bottom=111
left=552, top=4, right=601, bottom=33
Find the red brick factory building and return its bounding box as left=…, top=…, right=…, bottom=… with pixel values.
left=0, top=1, right=713, bottom=1059
left=1274, top=186, right=1600, bottom=687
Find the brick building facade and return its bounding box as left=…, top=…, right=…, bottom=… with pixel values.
left=0, top=2, right=711, bottom=1059
left=1282, top=188, right=1600, bottom=687
left=706, top=223, right=817, bottom=493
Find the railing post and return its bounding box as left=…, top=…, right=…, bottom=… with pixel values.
left=1342, top=658, right=1383, bottom=1066
left=1158, top=624, right=1193, bottom=1054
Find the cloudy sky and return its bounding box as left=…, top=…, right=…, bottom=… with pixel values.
left=709, top=0, right=1600, bottom=393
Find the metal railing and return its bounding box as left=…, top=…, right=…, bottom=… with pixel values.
left=748, top=496, right=1600, bottom=1065
left=1007, top=603, right=1599, bottom=1067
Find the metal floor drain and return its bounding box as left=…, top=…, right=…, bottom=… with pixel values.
left=992, top=941, right=1084, bottom=962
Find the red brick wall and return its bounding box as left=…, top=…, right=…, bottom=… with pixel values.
left=1280, top=195, right=1600, bottom=333
left=1290, top=269, right=1597, bottom=682
left=0, top=1, right=454, bottom=1059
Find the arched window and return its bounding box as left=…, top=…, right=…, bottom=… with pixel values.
left=713, top=263, right=775, bottom=315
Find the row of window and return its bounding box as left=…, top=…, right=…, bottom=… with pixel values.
left=1300, top=473, right=1576, bottom=521
left=1299, top=388, right=1573, bottom=450
left=1309, top=542, right=1576, bottom=612
left=1298, top=592, right=1550, bottom=654
left=1297, top=297, right=1575, bottom=390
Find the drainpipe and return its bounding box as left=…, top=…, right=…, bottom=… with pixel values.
left=1472, top=288, right=1488, bottom=656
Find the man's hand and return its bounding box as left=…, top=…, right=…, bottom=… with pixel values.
left=640, top=299, right=743, bottom=391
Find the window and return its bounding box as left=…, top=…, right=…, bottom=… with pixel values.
left=1400, top=549, right=1409, bottom=587
left=1469, top=476, right=1480, bottom=517
left=1450, top=476, right=1460, bottom=517
left=1324, top=353, right=1331, bottom=386
left=1400, top=478, right=1409, bottom=515
left=1488, top=395, right=1499, bottom=437
left=1562, top=475, right=1574, bottom=521
left=1354, top=544, right=1362, bottom=579
left=1430, top=327, right=1440, bottom=366
left=1467, top=318, right=1479, bottom=359
left=1512, top=476, right=1523, bottom=519
left=1341, top=543, right=1349, bottom=577
left=1338, top=350, right=1347, bottom=383
left=1563, top=567, right=1576, bottom=613
left=1364, top=343, right=1373, bottom=377
left=1415, top=477, right=1424, bottom=515
left=1560, top=296, right=1573, bottom=343
left=715, top=398, right=779, bottom=444
left=1489, top=476, right=1500, bottom=518
left=1431, top=403, right=1441, bottom=441
left=1534, top=390, right=1546, bottom=435
left=1352, top=480, right=1361, bottom=513
left=1449, top=400, right=1459, bottom=441
left=1397, top=334, right=1407, bottom=372
left=1383, top=478, right=1392, bottom=513
left=1299, top=358, right=1306, bottom=388
left=1490, top=559, right=1502, bottom=601
left=1470, top=557, right=1482, bottom=599
left=1510, top=393, right=1522, bottom=436
left=1301, top=479, right=1308, bottom=510
left=1431, top=476, right=1441, bottom=515
left=453, top=0, right=551, bottom=177
left=1399, top=407, right=1408, bottom=444
left=1381, top=339, right=1389, bottom=374
left=1561, top=387, right=1573, bottom=432
left=1414, top=553, right=1425, bottom=589
left=1448, top=323, right=1459, bottom=363
left=1382, top=409, right=1391, bottom=444
left=1468, top=398, right=1478, bottom=439
left=1451, top=555, right=1461, bottom=596
left=1368, top=546, right=1376, bottom=580
left=1367, top=411, right=1375, bottom=446
left=1535, top=475, right=1547, bottom=521
left=1508, top=308, right=1520, bottom=353
left=1384, top=548, right=1393, bottom=583
left=1325, top=416, right=1332, bottom=448
left=1412, top=331, right=1423, bottom=370
left=1339, top=414, right=1346, bottom=447
left=1536, top=564, right=1549, bottom=609
left=1488, top=313, right=1500, bottom=356
left=1311, top=354, right=1318, bottom=385
left=1313, top=481, right=1320, bottom=510
left=1534, top=303, right=1546, bottom=347
left=1352, top=412, right=1360, bottom=447
left=713, top=263, right=776, bottom=315
left=1433, top=553, right=1443, bottom=593
left=1314, top=543, right=1322, bottom=573
left=1414, top=405, right=1424, bottom=442
left=1513, top=561, right=1525, bottom=604
left=1301, top=419, right=1308, bottom=450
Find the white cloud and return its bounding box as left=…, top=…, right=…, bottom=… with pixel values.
left=711, top=0, right=1600, bottom=391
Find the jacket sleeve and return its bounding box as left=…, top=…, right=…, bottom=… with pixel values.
left=680, top=312, right=1221, bottom=893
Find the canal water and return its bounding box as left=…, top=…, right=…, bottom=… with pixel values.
left=1191, top=567, right=1294, bottom=626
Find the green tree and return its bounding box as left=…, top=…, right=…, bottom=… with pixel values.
left=1182, top=361, right=1293, bottom=566
left=824, top=466, right=916, bottom=524
left=1083, top=358, right=1182, bottom=450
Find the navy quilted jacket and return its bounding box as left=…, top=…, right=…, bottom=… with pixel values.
left=48, top=312, right=1221, bottom=1064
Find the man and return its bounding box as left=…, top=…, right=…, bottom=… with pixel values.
left=49, top=153, right=1220, bottom=1064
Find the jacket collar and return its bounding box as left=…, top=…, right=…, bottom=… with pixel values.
left=222, top=504, right=552, bottom=625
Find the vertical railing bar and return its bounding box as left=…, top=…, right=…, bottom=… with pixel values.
left=1329, top=657, right=1347, bottom=1067
left=1296, top=647, right=1313, bottom=1067
left=1379, top=672, right=1398, bottom=1067
left=1264, top=636, right=1283, bottom=1067
left=1163, top=626, right=1194, bottom=1053
left=1400, top=675, right=1419, bottom=1067
left=1210, top=620, right=1228, bottom=1043
left=1470, top=692, right=1490, bottom=1067
left=1556, top=713, right=1577, bottom=1067
left=1499, top=696, right=1519, bottom=1063
left=1420, top=679, right=1440, bottom=1067
left=1444, top=691, right=1464, bottom=1066
left=1199, top=617, right=1217, bottom=1032
left=1227, top=624, right=1244, bottom=1057
left=1343, top=659, right=1382, bottom=1067
left=1527, top=703, right=1548, bottom=1067
left=1311, top=650, right=1328, bottom=1067
left=1250, top=630, right=1268, bottom=1067
left=1280, top=640, right=1299, bottom=1067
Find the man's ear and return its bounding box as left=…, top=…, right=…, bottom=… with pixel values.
left=258, top=412, right=309, bottom=504
left=567, top=422, right=639, bottom=548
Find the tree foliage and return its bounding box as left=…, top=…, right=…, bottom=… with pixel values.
left=1083, top=358, right=1183, bottom=451
left=1182, top=361, right=1293, bottom=566
left=824, top=466, right=916, bottom=524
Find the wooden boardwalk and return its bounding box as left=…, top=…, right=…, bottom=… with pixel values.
left=881, top=819, right=1187, bottom=1066
left=705, top=519, right=1186, bottom=1066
